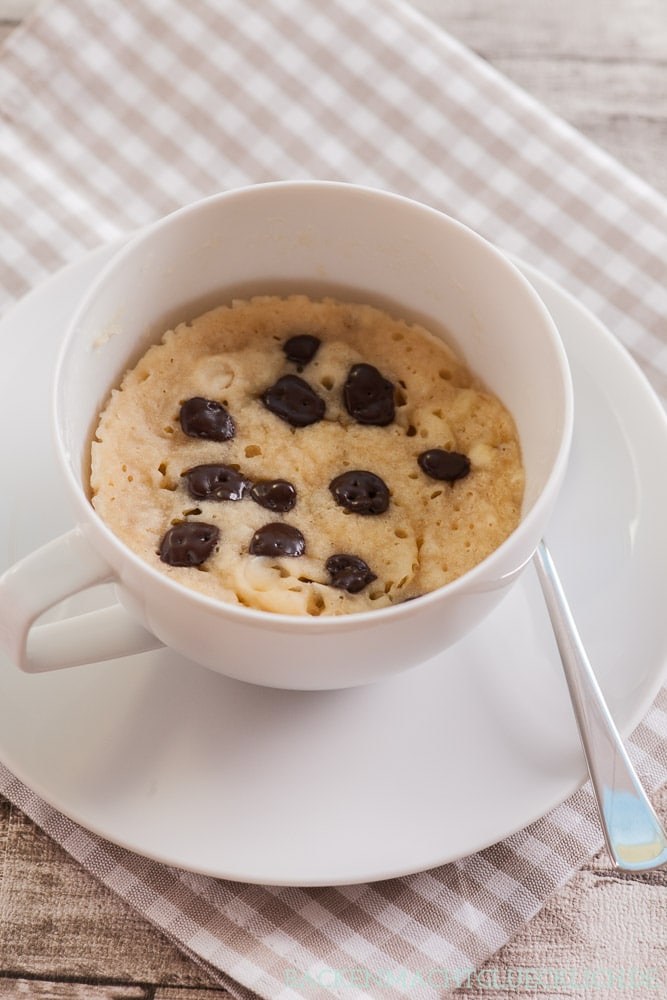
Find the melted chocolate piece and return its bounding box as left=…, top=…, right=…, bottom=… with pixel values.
left=179, top=397, right=235, bottom=441
left=249, top=479, right=297, bottom=513
left=326, top=554, right=377, bottom=594
left=418, top=448, right=471, bottom=482
left=343, top=363, right=395, bottom=426
left=183, top=464, right=250, bottom=501
left=249, top=522, right=306, bottom=557
left=261, top=374, right=325, bottom=427
left=283, top=334, right=321, bottom=367
left=158, top=522, right=219, bottom=566
left=329, top=470, right=390, bottom=515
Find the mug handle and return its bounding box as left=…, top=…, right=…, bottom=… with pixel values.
left=0, top=528, right=163, bottom=673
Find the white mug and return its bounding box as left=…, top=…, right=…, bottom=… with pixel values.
left=0, top=182, right=573, bottom=689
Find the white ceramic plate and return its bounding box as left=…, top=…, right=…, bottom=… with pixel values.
left=1, top=245, right=666, bottom=886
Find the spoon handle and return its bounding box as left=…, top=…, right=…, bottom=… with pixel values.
left=534, top=539, right=667, bottom=871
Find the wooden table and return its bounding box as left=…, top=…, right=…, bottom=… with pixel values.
left=1, top=1, right=666, bottom=996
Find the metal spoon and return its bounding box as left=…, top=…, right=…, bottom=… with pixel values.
left=534, top=539, right=667, bottom=871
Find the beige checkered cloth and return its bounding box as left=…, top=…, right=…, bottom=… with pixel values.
left=1, top=2, right=667, bottom=998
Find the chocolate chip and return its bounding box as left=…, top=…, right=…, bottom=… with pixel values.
left=283, top=334, right=321, bottom=367
left=179, top=397, right=235, bottom=441
left=249, top=479, right=297, bottom=512
left=249, top=523, right=306, bottom=557
left=329, top=470, right=390, bottom=514
left=158, top=522, right=219, bottom=566
left=183, top=464, right=250, bottom=501
left=261, top=374, right=325, bottom=427
left=326, top=554, right=377, bottom=593
left=418, top=449, right=471, bottom=482
left=343, top=363, right=395, bottom=426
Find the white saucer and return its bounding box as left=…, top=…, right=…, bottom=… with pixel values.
left=1, top=245, right=667, bottom=886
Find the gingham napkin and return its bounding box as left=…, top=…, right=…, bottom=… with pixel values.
left=1, top=2, right=667, bottom=998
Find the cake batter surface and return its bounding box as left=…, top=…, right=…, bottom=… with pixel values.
left=90, top=296, right=524, bottom=615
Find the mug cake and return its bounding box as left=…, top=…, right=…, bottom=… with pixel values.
left=90, top=294, right=524, bottom=616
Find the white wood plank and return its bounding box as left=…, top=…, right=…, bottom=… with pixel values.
left=409, top=0, right=667, bottom=59
left=0, top=802, right=221, bottom=990
left=0, top=982, right=147, bottom=999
